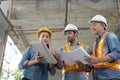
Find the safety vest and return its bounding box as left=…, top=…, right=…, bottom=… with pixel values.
left=93, top=32, right=120, bottom=71
left=62, top=43, right=86, bottom=74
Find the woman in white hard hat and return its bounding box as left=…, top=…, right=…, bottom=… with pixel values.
left=18, top=27, right=62, bottom=80
left=85, top=14, right=120, bottom=80
left=56, top=24, right=92, bottom=80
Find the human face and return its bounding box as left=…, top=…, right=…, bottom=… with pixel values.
left=64, top=31, right=76, bottom=43
left=38, top=32, right=50, bottom=45
left=90, top=22, right=104, bottom=35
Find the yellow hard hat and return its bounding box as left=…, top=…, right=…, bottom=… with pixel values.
left=36, top=27, right=52, bottom=39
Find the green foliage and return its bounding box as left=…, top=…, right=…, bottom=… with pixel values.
left=0, top=68, right=23, bottom=80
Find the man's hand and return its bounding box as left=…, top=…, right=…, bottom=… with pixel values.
left=75, top=60, right=91, bottom=72
left=84, top=55, right=113, bottom=64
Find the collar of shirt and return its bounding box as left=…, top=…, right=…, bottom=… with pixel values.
left=69, top=41, right=80, bottom=46
left=95, top=31, right=106, bottom=49
left=95, top=31, right=106, bottom=41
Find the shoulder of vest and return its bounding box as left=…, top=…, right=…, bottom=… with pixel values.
left=80, top=43, right=86, bottom=46
left=101, top=32, right=109, bottom=38
left=104, top=32, right=109, bottom=35
left=64, top=44, right=70, bottom=47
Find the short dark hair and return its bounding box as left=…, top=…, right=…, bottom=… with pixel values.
left=64, top=30, right=77, bottom=35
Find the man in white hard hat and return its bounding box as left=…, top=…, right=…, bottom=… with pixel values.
left=85, top=14, right=120, bottom=80
left=57, top=24, right=92, bottom=80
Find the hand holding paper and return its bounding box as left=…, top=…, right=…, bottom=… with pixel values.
left=34, top=52, right=45, bottom=63
left=31, top=41, right=57, bottom=64
left=75, top=60, right=91, bottom=72
left=52, top=50, right=63, bottom=69
left=58, top=47, right=90, bottom=65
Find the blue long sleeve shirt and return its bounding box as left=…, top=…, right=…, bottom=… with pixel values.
left=18, top=47, right=56, bottom=80
left=94, top=31, right=120, bottom=80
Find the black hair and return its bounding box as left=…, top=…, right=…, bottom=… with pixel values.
left=64, top=30, right=78, bottom=35
left=46, top=44, right=49, bottom=49
left=91, top=21, right=107, bottom=30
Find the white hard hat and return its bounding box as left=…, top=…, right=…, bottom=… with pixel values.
left=90, top=14, right=108, bottom=27
left=64, top=24, right=79, bottom=32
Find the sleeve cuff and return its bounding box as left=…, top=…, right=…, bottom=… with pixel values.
left=23, top=60, right=29, bottom=68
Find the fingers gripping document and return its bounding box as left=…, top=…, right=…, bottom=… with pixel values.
left=58, top=47, right=90, bottom=65
left=31, top=41, right=57, bottom=64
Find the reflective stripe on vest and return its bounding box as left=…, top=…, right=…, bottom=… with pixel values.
left=62, top=43, right=86, bottom=74
left=93, top=32, right=120, bottom=71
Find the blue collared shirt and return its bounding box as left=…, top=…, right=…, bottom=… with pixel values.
left=18, top=47, right=56, bottom=80
left=59, top=42, right=92, bottom=80
left=95, top=31, right=120, bottom=80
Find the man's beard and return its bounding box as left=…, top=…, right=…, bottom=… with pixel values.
left=68, top=38, right=74, bottom=44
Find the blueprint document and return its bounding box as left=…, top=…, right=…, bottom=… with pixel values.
left=31, top=41, right=57, bottom=64
left=58, top=47, right=90, bottom=65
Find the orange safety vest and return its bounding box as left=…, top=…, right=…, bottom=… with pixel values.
left=62, top=43, right=86, bottom=74
left=93, top=32, right=120, bottom=71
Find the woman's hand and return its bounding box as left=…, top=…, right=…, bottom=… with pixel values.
left=52, top=50, right=63, bottom=69
left=26, top=52, right=44, bottom=67
left=34, top=52, right=44, bottom=63
left=52, top=50, right=61, bottom=62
